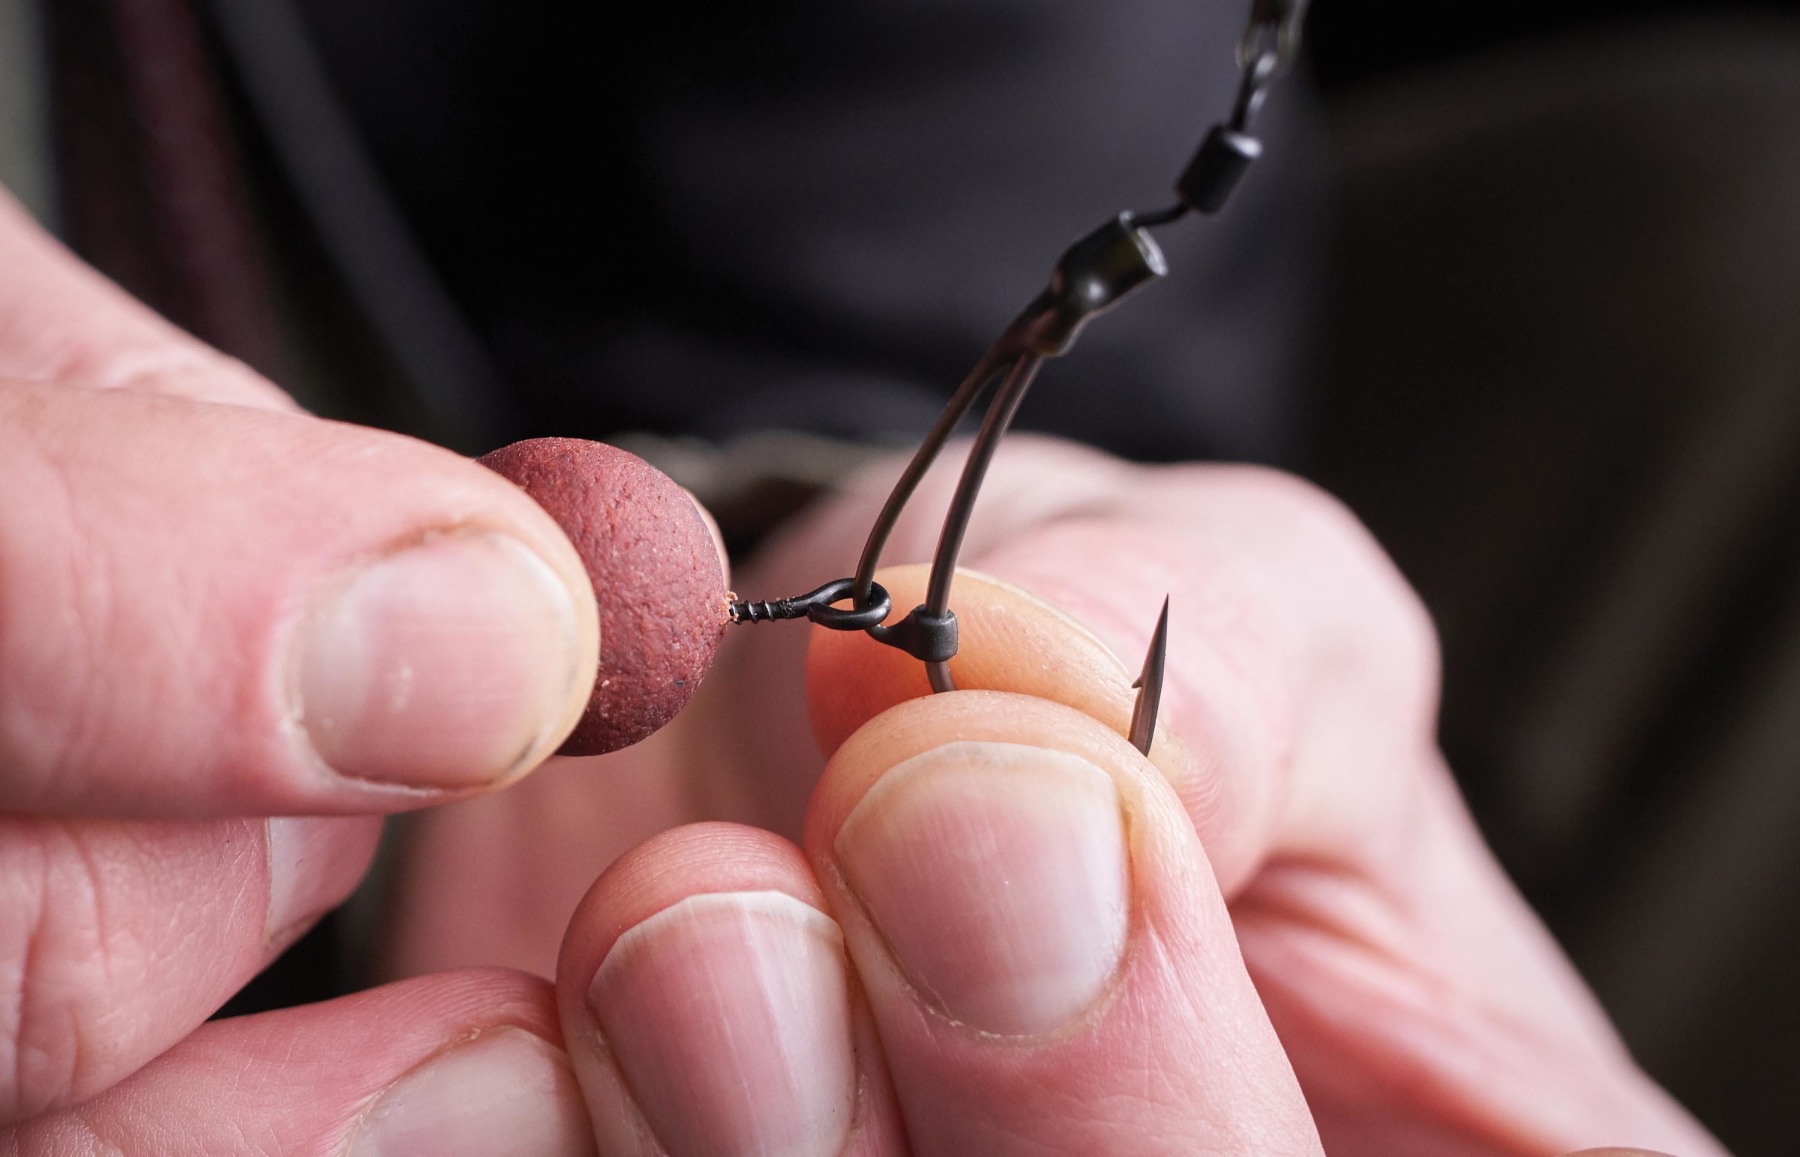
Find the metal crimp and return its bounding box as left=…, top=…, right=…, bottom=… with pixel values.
left=869, top=604, right=959, bottom=664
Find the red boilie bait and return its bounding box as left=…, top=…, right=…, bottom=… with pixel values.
left=479, top=437, right=729, bottom=756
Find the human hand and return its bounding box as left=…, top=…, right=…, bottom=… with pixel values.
left=376, top=436, right=1726, bottom=1154
left=0, top=189, right=616, bottom=1146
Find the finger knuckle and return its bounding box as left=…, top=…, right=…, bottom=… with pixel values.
left=1221, top=466, right=1442, bottom=713
left=0, top=826, right=116, bottom=1123
left=0, top=412, right=116, bottom=808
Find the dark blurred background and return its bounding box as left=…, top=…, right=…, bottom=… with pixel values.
left=4, top=1, right=1798, bottom=1151
left=1310, top=0, right=1800, bottom=84
left=1307, top=6, right=1800, bottom=1154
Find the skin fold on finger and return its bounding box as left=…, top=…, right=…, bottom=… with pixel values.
left=0, top=190, right=293, bottom=411
left=0, top=813, right=380, bottom=1122
left=0, top=379, right=599, bottom=817
left=556, top=823, right=904, bottom=1157
left=2, top=968, right=594, bottom=1156
left=806, top=691, right=1322, bottom=1156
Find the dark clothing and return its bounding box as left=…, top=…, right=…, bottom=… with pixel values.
left=51, top=0, right=1320, bottom=462
left=283, top=0, right=1322, bottom=462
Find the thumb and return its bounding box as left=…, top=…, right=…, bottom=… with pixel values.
left=803, top=691, right=1322, bottom=1153
left=0, top=378, right=600, bottom=816
left=0, top=184, right=608, bottom=816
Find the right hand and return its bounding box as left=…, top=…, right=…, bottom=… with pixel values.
left=378, top=431, right=1728, bottom=1154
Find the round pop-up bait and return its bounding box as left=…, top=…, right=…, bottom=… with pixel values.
left=478, top=438, right=729, bottom=755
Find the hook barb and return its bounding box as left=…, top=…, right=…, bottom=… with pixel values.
left=1128, top=596, right=1170, bottom=755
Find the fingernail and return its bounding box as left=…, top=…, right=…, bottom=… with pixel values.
left=836, top=740, right=1129, bottom=1035
left=587, top=892, right=856, bottom=1157
left=264, top=816, right=377, bottom=952
left=264, top=817, right=318, bottom=949
left=350, top=1028, right=595, bottom=1157
left=295, top=531, right=584, bottom=789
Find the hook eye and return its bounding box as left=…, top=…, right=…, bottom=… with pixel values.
left=804, top=579, right=894, bottom=631
left=730, top=577, right=891, bottom=629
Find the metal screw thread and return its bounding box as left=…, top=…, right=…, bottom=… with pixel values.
left=728, top=596, right=806, bottom=624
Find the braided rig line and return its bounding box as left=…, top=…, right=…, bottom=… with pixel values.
left=728, top=0, right=1309, bottom=751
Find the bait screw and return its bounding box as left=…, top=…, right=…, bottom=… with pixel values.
left=728, top=0, right=1310, bottom=755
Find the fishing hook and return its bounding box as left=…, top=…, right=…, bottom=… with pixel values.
left=729, top=0, right=1309, bottom=748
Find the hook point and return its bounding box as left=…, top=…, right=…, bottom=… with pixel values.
left=1128, top=596, right=1170, bottom=755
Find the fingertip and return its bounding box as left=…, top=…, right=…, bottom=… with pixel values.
left=558, top=823, right=825, bottom=989
left=803, top=692, right=1320, bottom=1152
left=290, top=527, right=595, bottom=793
left=267, top=419, right=606, bottom=796
left=807, top=562, right=1275, bottom=893
left=557, top=824, right=886, bottom=1157
left=809, top=691, right=1153, bottom=806
left=804, top=694, right=1201, bottom=1037
left=806, top=564, right=1138, bottom=754
left=12, top=969, right=595, bottom=1157
left=804, top=692, right=1181, bottom=953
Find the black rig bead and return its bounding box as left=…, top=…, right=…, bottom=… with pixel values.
left=1176, top=125, right=1262, bottom=215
